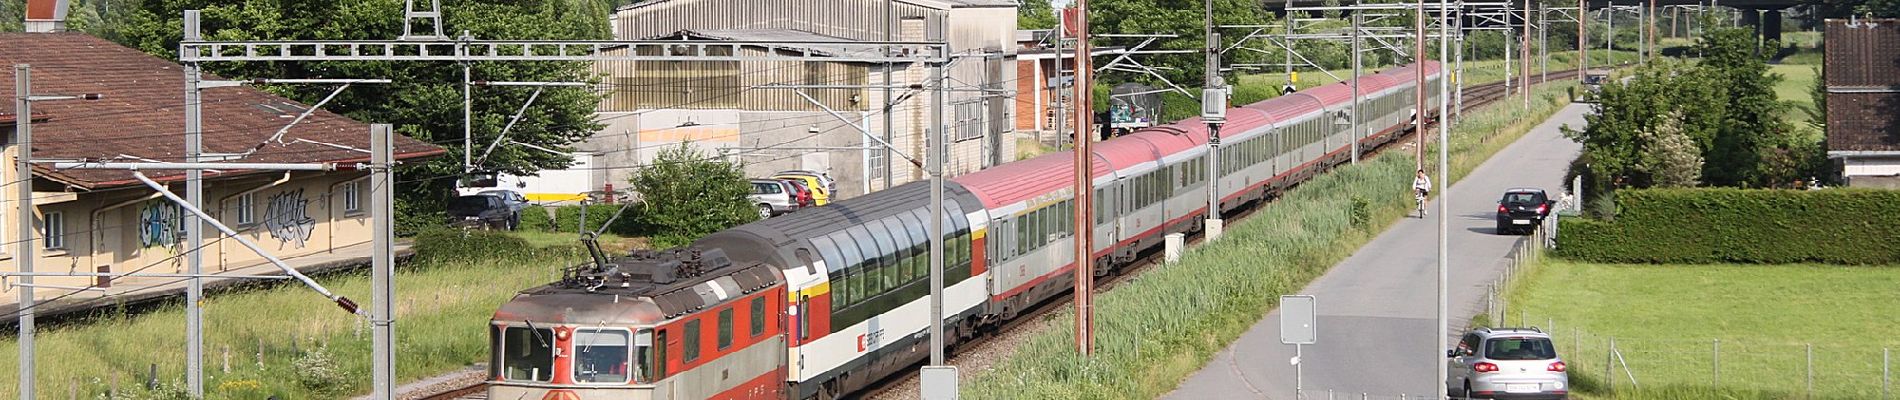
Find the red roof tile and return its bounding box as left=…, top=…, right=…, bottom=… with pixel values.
left=0, top=33, right=446, bottom=189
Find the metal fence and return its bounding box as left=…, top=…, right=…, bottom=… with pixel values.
left=1480, top=204, right=1897, bottom=399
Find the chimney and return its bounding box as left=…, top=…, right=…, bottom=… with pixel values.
left=24, top=0, right=72, bottom=33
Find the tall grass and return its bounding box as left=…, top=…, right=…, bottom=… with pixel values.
left=962, top=83, right=1580, bottom=399
left=0, top=234, right=588, bottom=399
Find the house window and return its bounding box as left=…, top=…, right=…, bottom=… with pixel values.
left=42, top=211, right=64, bottom=250
left=235, top=193, right=256, bottom=225
left=343, top=181, right=362, bottom=212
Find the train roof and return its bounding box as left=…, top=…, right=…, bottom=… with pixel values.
left=952, top=149, right=1112, bottom=209
left=501, top=248, right=782, bottom=322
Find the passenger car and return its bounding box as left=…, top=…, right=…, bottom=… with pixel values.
left=773, top=171, right=834, bottom=205
left=781, top=178, right=816, bottom=208
left=476, top=189, right=529, bottom=213
left=1447, top=327, right=1569, bottom=399
left=749, top=179, right=800, bottom=218
left=447, top=194, right=518, bottom=230
left=1495, top=188, right=1555, bottom=235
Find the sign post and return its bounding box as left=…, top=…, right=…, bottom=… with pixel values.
left=1281, top=295, right=1317, bottom=399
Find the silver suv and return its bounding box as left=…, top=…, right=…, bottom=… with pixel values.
left=1447, top=327, right=1569, bottom=399
left=748, top=179, right=799, bottom=218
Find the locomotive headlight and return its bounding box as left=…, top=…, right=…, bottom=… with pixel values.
left=555, top=328, right=570, bottom=341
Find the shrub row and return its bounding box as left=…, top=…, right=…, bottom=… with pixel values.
left=1554, top=188, right=1900, bottom=264
left=518, top=204, right=646, bottom=236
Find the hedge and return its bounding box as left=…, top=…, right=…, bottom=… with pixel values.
left=1554, top=188, right=1900, bottom=264
left=518, top=204, right=646, bottom=236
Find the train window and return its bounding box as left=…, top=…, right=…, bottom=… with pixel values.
left=1015, top=213, right=1030, bottom=255
left=717, top=308, right=734, bottom=350
left=573, top=328, right=631, bottom=384
left=653, top=329, right=668, bottom=379
left=751, top=296, right=767, bottom=337
left=634, top=329, right=655, bottom=383
left=881, top=218, right=914, bottom=286
left=903, top=210, right=929, bottom=281
left=877, top=218, right=903, bottom=292
left=501, top=326, right=554, bottom=382
left=683, top=319, right=701, bottom=362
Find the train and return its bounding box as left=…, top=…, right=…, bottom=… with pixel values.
left=484, top=61, right=1445, bottom=400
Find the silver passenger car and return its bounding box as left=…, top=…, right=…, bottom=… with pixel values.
left=1447, top=327, right=1569, bottom=399
left=749, top=179, right=799, bottom=218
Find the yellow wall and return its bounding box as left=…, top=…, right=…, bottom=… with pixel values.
left=0, top=163, right=374, bottom=294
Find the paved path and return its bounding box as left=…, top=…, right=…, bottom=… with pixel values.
left=1162, top=104, right=1590, bottom=399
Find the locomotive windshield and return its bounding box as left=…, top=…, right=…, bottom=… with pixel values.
left=573, top=329, right=632, bottom=384
left=501, top=326, right=554, bottom=382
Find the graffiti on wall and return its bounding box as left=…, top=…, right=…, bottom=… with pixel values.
left=264, top=188, right=316, bottom=248
left=137, top=200, right=184, bottom=249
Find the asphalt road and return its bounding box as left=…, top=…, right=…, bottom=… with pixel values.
left=1161, top=104, right=1590, bottom=400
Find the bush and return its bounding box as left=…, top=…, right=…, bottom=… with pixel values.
left=412, top=228, right=537, bottom=264
left=519, top=204, right=644, bottom=235
left=291, top=348, right=346, bottom=396
left=1554, top=188, right=1900, bottom=264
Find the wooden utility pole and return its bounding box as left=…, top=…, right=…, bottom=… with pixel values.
left=1523, top=0, right=1533, bottom=108
left=1579, top=0, right=1587, bottom=78
left=1072, top=0, right=1095, bottom=357
left=1648, top=0, right=1658, bottom=61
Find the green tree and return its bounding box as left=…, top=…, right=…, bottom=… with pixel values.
left=1019, top=0, right=1057, bottom=29
left=1691, top=21, right=1793, bottom=187
left=1636, top=110, right=1703, bottom=188
left=630, top=144, right=758, bottom=248
left=1088, top=0, right=1268, bottom=87
left=115, top=0, right=609, bottom=229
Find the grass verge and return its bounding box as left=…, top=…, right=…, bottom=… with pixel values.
left=0, top=234, right=588, bottom=399
left=961, top=82, right=1580, bottom=399
left=1501, top=260, right=1900, bottom=400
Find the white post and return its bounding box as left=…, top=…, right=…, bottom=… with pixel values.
left=1713, top=338, right=1721, bottom=386
left=929, top=47, right=947, bottom=367
left=14, top=63, right=38, bottom=400
left=370, top=124, right=397, bottom=399
left=182, top=10, right=207, bottom=397
left=1351, top=11, right=1362, bottom=164
left=1295, top=343, right=1304, bottom=400
left=1436, top=0, right=1452, bottom=397
left=1164, top=233, right=1185, bottom=264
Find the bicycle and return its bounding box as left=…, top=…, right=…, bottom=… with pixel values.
left=1415, top=188, right=1429, bottom=218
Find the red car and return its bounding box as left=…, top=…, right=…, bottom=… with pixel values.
left=780, top=178, right=816, bottom=209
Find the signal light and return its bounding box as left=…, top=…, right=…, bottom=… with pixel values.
left=1474, top=362, right=1500, bottom=373
left=1549, top=361, right=1567, bottom=372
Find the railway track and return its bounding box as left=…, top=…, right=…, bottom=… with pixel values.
left=859, top=70, right=1585, bottom=400
left=418, top=383, right=488, bottom=400
left=415, top=69, right=1587, bottom=400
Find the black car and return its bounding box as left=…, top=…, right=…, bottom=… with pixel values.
left=1495, top=188, right=1556, bottom=235
left=447, top=194, right=519, bottom=230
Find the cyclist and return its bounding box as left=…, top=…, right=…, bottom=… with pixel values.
left=1412, top=169, right=1432, bottom=218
